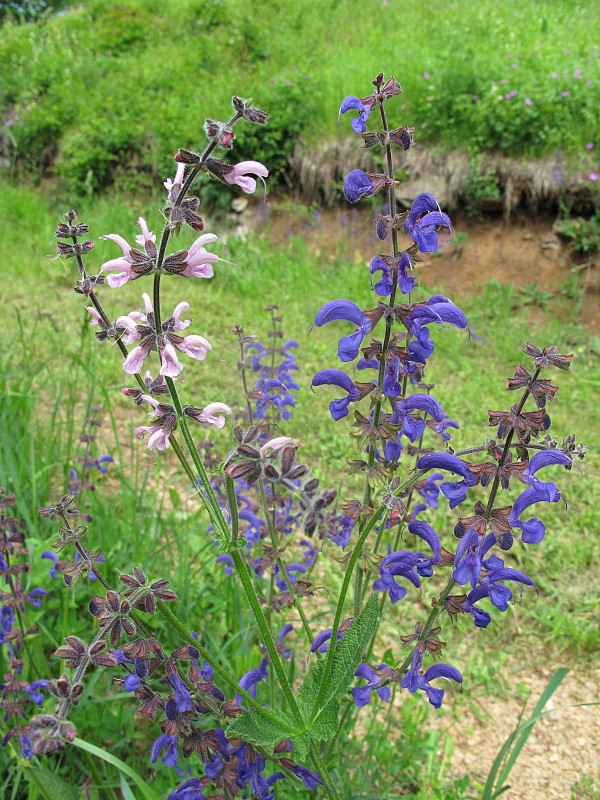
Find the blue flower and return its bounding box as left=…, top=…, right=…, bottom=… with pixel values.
left=351, top=663, right=392, bottom=707
left=277, top=624, right=294, bottom=659
left=404, top=194, right=452, bottom=253
left=452, top=530, right=484, bottom=587
left=392, top=393, right=445, bottom=442
left=168, top=779, right=206, bottom=800
left=237, top=657, right=269, bottom=706
left=328, top=513, right=355, bottom=549
left=522, top=449, right=572, bottom=493
left=508, top=485, right=561, bottom=544
left=416, top=452, right=476, bottom=509
left=418, top=472, right=444, bottom=508
left=312, top=299, right=371, bottom=362
left=312, top=369, right=360, bottom=420
left=401, top=650, right=462, bottom=708
left=339, top=95, right=373, bottom=133
left=23, top=679, right=49, bottom=706
left=124, top=674, right=142, bottom=692
left=292, top=764, right=325, bottom=790
left=168, top=673, right=194, bottom=712
left=407, top=519, right=441, bottom=576
left=311, top=627, right=343, bottom=653
left=373, top=550, right=421, bottom=604
left=151, top=734, right=178, bottom=768
left=344, top=170, right=375, bottom=203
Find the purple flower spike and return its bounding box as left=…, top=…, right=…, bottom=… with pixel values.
left=312, top=369, right=359, bottom=420
left=416, top=452, right=476, bottom=509
left=344, top=169, right=376, bottom=203
left=312, top=299, right=371, bottom=362
left=151, top=734, right=178, bottom=768
left=339, top=95, right=373, bottom=133
left=509, top=485, right=561, bottom=544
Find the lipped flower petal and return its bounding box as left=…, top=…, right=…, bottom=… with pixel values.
left=312, top=369, right=360, bottom=420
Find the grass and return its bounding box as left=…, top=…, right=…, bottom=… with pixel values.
left=0, top=178, right=599, bottom=798
left=1, top=0, right=599, bottom=196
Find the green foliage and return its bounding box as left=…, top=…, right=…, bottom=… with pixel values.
left=555, top=209, right=600, bottom=255
left=1, top=0, right=599, bottom=198
left=462, top=155, right=501, bottom=218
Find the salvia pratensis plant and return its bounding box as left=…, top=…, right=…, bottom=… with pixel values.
left=6, top=79, right=587, bottom=798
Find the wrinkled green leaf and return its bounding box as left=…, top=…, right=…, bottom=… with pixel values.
left=226, top=708, right=298, bottom=753
left=300, top=593, right=379, bottom=739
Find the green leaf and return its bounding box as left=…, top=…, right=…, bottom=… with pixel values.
left=225, top=708, right=299, bottom=753
left=23, top=766, right=83, bottom=800
left=300, top=593, right=379, bottom=740
left=72, top=738, right=158, bottom=800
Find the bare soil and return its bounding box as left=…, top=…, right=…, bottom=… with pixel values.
left=240, top=203, right=600, bottom=333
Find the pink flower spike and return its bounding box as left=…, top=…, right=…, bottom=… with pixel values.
left=195, top=402, right=232, bottom=428
left=176, top=335, right=212, bottom=361
left=588, top=173, right=599, bottom=181
left=159, top=343, right=184, bottom=378
left=135, top=217, right=156, bottom=248
left=223, top=161, right=269, bottom=194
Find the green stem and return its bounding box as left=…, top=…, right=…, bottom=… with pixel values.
left=230, top=549, right=304, bottom=725
left=257, top=480, right=314, bottom=644
left=309, top=742, right=341, bottom=800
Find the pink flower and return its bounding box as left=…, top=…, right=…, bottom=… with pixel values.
left=181, top=234, right=222, bottom=278
left=185, top=402, right=232, bottom=428
left=100, top=218, right=156, bottom=288
left=164, top=163, right=185, bottom=193
left=586, top=142, right=595, bottom=149
left=524, top=98, right=533, bottom=105
left=423, top=71, right=430, bottom=79
left=117, top=294, right=212, bottom=377
left=588, top=173, right=599, bottom=181
left=561, top=91, right=570, bottom=97
left=510, top=64, right=519, bottom=69
left=586, top=80, right=593, bottom=85
left=223, top=161, right=269, bottom=194
left=551, top=72, right=559, bottom=78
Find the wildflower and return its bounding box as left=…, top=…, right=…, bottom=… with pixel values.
left=401, top=650, right=462, bottom=708
left=423, top=71, right=430, bottom=79
left=351, top=663, right=392, bottom=707
left=117, top=294, right=212, bottom=378
left=373, top=550, right=421, bottom=604
left=338, top=95, right=374, bottom=133
left=508, top=484, right=560, bottom=543
left=588, top=173, right=599, bottom=181
left=311, top=369, right=360, bottom=420
left=404, top=194, right=451, bottom=253
left=100, top=218, right=157, bottom=288
left=184, top=402, right=232, bottom=428
left=586, top=142, right=595, bottom=149
left=151, top=734, right=178, bottom=768
left=167, top=674, right=194, bottom=712
left=524, top=98, right=533, bottom=105
left=168, top=779, right=206, bottom=800
left=344, top=170, right=375, bottom=203
left=312, top=299, right=371, bottom=362
left=292, top=764, right=325, bottom=790
left=416, top=452, right=476, bottom=509
left=236, top=658, right=268, bottom=706
left=223, top=161, right=269, bottom=194
left=133, top=396, right=178, bottom=451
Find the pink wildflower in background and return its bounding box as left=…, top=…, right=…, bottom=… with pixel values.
left=588, top=173, right=599, bottom=181
left=524, top=98, right=533, bottom=105
left=586, top=142, right=595, bottom=149
left=423, top=72, right=430, bottom=79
